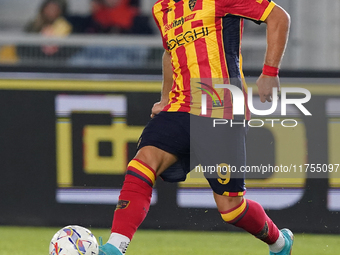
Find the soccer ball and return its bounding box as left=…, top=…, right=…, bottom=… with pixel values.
left=49, top=225, right=99, bottom=255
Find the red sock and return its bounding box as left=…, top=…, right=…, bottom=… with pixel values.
left=220, top=199, right=279, bottom=244
left=111, top=159, right=156, bottom=240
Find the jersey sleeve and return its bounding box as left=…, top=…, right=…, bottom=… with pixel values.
left=152, top=5, right=169, bottom=51
left=218, top=0, right=276, bottom=22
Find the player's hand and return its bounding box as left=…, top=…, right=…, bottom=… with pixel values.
left=256, top=74, right=280, bottom=103
left=151, top=101, right=167, bottom=118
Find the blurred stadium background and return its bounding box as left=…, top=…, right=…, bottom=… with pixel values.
left=0, top=0, right=340, bottom=244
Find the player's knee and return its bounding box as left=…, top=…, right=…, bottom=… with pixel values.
left=134, top=146, right=162, bottom=174
left=134, top=146, right=177, bottom=175
left=214, top=193, right=245, bottom=223
left=219, top=197, right=246, bottom=224
left=214, top=192, right=243, bottom=211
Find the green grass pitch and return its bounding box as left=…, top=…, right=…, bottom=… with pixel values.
left=0, top=226, right=338, bottom=254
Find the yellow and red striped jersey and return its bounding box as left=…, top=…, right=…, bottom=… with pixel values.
left=152, top=0, right=276, bottom=119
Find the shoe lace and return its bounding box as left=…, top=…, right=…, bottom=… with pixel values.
left=99, top=236, right=103, bottom=246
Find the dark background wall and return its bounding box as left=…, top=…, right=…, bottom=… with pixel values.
left=0, top=77, right=339, bottom=234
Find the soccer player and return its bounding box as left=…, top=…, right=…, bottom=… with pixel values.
left=99, top=0, right=292, bottom=255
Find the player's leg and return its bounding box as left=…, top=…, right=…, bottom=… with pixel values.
left=100, top=146, right=177, bottom=255
left=100, top=112, right=190, bottom=255
left=111, top=145, right=177, bottom=239
left=214, top=192, right=280, bottom=243
left=214, top=192, right=293, bottom=255
left=191, top=115, right=293, bottom=255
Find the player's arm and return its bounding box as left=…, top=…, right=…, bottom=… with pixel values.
left=256, top=5, right=290, bottom=103
left=151, top=51, right=173, bottom=118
